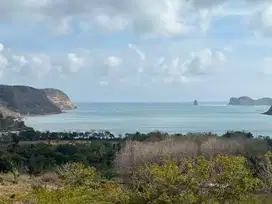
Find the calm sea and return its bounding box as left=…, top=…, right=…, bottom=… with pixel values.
left=25, top=102, right=272, bottom=136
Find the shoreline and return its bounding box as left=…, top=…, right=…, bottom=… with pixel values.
left=24, top=111, right=66, bottom=118
left=16, top=128, right=264, bottom=139
left=23, top=108, right=77, bottom=119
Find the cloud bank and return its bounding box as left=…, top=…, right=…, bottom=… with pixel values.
left=1, top=0, right=269, bottom=36
left=0, top=42, right=229, bottom=87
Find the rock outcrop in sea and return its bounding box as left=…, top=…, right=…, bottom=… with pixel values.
left=193, top=100, right=198, bottom=106
left=228, top=96, right=272, bottom=106
left=263, top=106, right=272, bottom=115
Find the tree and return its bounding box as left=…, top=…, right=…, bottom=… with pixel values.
left=7, top=133, right=20, bottom=152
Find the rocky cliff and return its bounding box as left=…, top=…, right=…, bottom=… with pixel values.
left=43, top=88, right=76, bottom=110
left=228, top=96, right=272, bottom=106
left=0, top=85, right=62, bottom=115
left=263, top=106, right=272, bottom=115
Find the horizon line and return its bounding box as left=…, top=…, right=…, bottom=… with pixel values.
left=72, top=101, right=229, bottom=103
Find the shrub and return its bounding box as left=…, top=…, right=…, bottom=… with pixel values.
left=32, top=163, right=129, bottom=204
left=38, top=172, right=60, bottom=185
left=200, top=137, right=242, bottom=156
left=32, top=183, right=128, bottom=204
left=128, top=154, right=261, bottom=204
left=253, top=152, right=272, bottom=190
left=56, top=162, right=96, bottom=186
left=115, top=139, right=199, bottom=178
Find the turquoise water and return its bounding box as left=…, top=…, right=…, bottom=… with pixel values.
left=25, top=102, right=272, bottom=136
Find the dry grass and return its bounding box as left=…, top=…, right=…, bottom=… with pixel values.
left=0, top=173, right=61, bottom=201
left=37, top=172, right=60, bottom=185
left=0, top=174, right=32, bottom=199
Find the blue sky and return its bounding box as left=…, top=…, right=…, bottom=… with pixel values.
left=1, top=0, right=272, bottom=102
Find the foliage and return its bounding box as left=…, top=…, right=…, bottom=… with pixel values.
left=1, top=130, right=272, bottom=203
left=31, top=162, right=129, bottom=204
left=222, top=131, right=254, bottom=139
left=1, top=157, right=271, bottom=204
left=128, top=155, right=261, bottom=204
left=32, top=183, right=128, bottom=204
left=57, top=162, right=97, bottom=186
left=0, top=140, right=118, bottom=176
left=1, top=192, right=31, bottom=204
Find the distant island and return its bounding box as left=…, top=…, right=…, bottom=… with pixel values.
left=193, top=100, right=198, bottom=106
left=0, top=85, right=76, bottom=119
left=228, top=96, right=272, bottom=106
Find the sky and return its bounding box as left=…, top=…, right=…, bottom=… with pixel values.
left=1, top=0, right=272, bottom=102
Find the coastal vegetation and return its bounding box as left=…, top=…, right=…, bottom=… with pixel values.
left=0, top=130, right=272, bottom=203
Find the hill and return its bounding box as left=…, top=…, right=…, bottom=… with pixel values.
left=0, top=85, right=62, bottom=115
left=228, top=96, right=272, bottom=105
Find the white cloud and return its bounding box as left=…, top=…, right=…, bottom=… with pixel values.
left=0, top=55, right=8, bottom=69
left=106, top=56, right=122, bottom=68
left=12, top=55, right=29, bottom=67
left=99, top=80, right=109, bottom=86
left=51, top=17, right=73, bottom=35
left=128, top=44, right=146, bottom=73
left=262, top=57, right=272, bottom=75
left=3, top=0, right=272, bottom=39
left=0, top=43, right=4, bottom=52
left=128, top=44, right=145, bottom=61
left=223, top=46, right=232, bottom=53
left=2, top=0, right=272, bottom=38
left=247, top=2, right=272, bottom=37
left=0, top=42, right=229, bottom=86
left=94, top=14, right=128, bottom=32
left=216, top=51, right=227, bottom=61
left=67, top=53, right=85, bottom=72
left=178, top=48, right=228, bottom=80
left=0, top=0, right=235, bottom=36
left=148, top=47, right=229, bottom=84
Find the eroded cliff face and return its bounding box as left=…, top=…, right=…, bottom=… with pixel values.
left=43, top=88, right=76, bottom=110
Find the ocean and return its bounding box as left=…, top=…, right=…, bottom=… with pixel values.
left=24, top=102, right=272, bottom=136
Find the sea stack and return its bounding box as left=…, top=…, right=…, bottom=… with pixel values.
left=193, top=100, right=198, bottom=106
left=263, top=106, right=272, bottom=115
